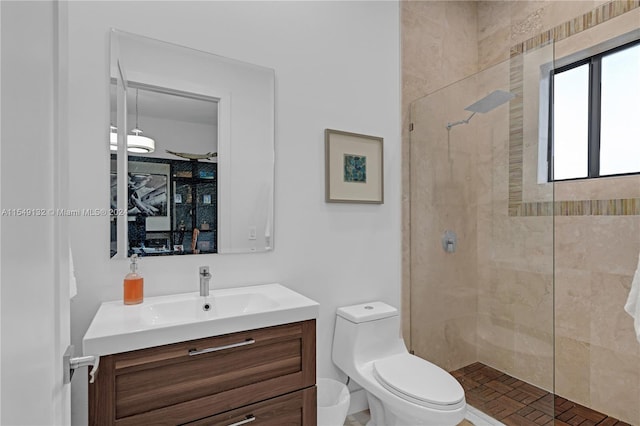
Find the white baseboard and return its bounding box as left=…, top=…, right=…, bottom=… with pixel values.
left=347, top=389, right=368, bottom=415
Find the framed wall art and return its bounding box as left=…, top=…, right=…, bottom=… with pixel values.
left=325, top=129, right=383, bottom=204
left=127, top=160, right=171, bottom=231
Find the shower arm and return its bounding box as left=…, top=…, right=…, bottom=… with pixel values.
left=446, top=112, right=476, bottom=130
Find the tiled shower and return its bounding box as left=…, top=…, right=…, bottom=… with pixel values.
left=404, top=1, right=640, bottom=424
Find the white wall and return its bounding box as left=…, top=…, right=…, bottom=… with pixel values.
left=1, top=1, right=70, bottom=424
left=0, top=2, right=3, bottom=419
left=66, top=2, right=400, bottom=423
left=128, top=115, right=217, bottom=161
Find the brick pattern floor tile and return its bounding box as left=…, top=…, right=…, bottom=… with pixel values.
left=450, top=363, right=629, bottom=426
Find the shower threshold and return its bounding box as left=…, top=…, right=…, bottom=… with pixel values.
left=451, top=362, right=631, bottom=426
left=344, top=407, right=499, bottom=426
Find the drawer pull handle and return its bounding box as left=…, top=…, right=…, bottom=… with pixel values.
left=188, top=338, right=255, bottom=356
left=227, top=415, right=255, bottom=426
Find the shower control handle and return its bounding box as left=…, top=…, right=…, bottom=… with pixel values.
left=442, top=230, right=457, bottom=253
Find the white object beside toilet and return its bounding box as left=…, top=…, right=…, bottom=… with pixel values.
left=317, top=378, right=350, bottom=426
left=332, top=302, right=466, bottom=426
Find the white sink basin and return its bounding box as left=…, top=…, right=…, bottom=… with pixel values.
left=83, top=283, right=319, bottom=356
left=141, top=293, right=279, bottom=326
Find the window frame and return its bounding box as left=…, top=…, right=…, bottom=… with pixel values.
left=548, top=38, right=640, bottom=182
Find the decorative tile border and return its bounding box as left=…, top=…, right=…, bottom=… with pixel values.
left=508, top=0, right=640, bottom=217
left=510, top=0, right=640, bottom=57
left=518, top=198, right=640, bottom=217
left=508, top=53, right=525, bottom=217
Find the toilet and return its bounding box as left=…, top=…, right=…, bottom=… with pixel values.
left=332, top=301, right=466, bottom=426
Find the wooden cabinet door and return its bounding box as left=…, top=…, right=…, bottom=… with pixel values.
left=89, top=320, right=316, bottom=426
left=183, top=387, right=317, bottom=426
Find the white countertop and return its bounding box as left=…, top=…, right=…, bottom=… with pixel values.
left=83, top=283, right=319, bottom=356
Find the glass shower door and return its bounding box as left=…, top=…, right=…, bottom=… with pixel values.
left=408, top=39, right=555, bottom=423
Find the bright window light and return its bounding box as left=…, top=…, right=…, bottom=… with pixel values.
left=600, top=43, right=640, bottom=175
left=553, top=64, right=589, bottom=180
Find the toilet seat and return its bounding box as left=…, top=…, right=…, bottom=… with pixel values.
left=373, top=353, right=465, bottom=411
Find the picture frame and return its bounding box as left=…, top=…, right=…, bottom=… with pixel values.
left=202, top=194, right=212, bottom=205
left=325, top=129, right=384, bottom=204
left=174, top=193, right=182, bottom=204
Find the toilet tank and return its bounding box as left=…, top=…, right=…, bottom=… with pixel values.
left=332, top=302, right=407, bottom=376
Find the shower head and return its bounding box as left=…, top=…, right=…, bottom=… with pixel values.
left=446, top=90, right=516, bottom=130
left=464, top=90, right=516, bottom=113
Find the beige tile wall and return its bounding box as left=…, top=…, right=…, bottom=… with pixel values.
left=402, top=0, right=479, bottom=354
left=477, top=1, right=608, bottom=70
left=519, top=5, right=640, bottom=422
left=403, top=1, right=640, bottom=423
left=554, top=216, right=640, bottom=424
left=474, top=47, right=555, bottom=392
left=409, top=73, right=481, bottom=370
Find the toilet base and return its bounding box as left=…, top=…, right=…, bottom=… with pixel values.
left=367, top=391, right=418, bottom=426
left=366, top=392, right=385, bottom=426
left=365, top=390, right=465, bottom=426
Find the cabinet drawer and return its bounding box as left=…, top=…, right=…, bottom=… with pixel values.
left=183, top=387, right=317, bottom=426
left=89, top=320, right=315, bottom=425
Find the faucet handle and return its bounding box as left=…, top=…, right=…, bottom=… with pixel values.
left=199, top=266, right=211, bottom=277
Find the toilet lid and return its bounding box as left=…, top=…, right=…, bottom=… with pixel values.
left=373, top=354, right=465, bottom=410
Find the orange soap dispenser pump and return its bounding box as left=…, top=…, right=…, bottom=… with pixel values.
left=124, top=254, right=144, bottom=305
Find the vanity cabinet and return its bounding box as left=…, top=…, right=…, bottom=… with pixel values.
left=89, top=320, right=316, bottom=425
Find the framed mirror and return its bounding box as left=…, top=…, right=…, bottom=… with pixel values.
left=110, top=30, right=274, bottom=258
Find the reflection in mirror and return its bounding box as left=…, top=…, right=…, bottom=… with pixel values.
left=110, top=84, right=219, bottom=257
left=109, top=29, right=275, bottom=258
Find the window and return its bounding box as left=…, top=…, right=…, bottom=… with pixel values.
left=550, top=39, right=640, bottom=181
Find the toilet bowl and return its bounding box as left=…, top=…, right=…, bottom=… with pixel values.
left=332, top=301, right=466, bottom=426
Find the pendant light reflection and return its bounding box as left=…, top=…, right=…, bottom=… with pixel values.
left=110, top=89, right=156, bottom=153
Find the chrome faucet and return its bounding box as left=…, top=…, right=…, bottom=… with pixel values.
left=199, top=266, right=211, bottom=297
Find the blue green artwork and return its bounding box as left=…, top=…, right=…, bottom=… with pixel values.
left=344, top=154, right=367, bottom=183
